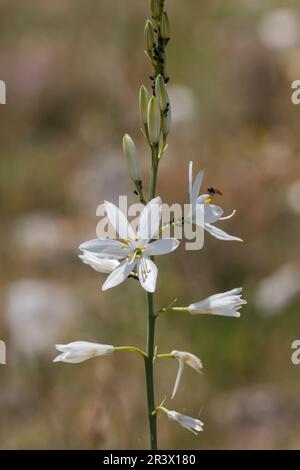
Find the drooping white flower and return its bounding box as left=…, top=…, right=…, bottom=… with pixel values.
left=79, top=251, right=120, bottom=274
left=170, top=350, right=203, bottom=399
left=164, top=408, right=204, bottom=435
left=188, top=288, right=247, bottom=318
left=80, top=196, right=179, bottom=293
left=53, top=341, right=114, bottom=364
left=187, top=161, right=242, bottom=242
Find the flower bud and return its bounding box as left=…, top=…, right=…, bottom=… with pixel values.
left=155, top=74, right=168, bottom=111
left=123, top=134, right=140, bottom=183
left=147, top=96, right=161, bottom=145
left=150, top=0, right=161, bottom=19
left=144, top=19, right=154, bottom=52
left=139, top=85, right=149, bottom=125
left=160, top=11, right=170, bottom=39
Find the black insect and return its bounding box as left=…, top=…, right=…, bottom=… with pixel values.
left=207, top=187, right=223, bottom=196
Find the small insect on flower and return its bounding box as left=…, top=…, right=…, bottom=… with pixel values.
left=186, top=161, right=242, bottom=242
left=207, top=187, right=223, bottom=196
left=53, top=341, right=114, bottom=364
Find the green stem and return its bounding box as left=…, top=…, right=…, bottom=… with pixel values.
left=144, top=292, right=157, bottom=450
left=144, top=0, right=169, bottom=450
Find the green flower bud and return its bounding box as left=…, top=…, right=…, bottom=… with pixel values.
left=155, top=74, right=168, bottom=111
left=144, top=20, right=154, bottom=52
left=160, top=11, right=170, bottom=39
left=139, top=85, right=149, bottom=125
left=147, top=96, right=161, bottom=145
left=150, top=0, right=161, bottom=20
left=123, top=134, right=140, bottom=183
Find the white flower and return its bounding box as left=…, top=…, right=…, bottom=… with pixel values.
left=170, top=350, right=203, bottom=399
left=80, top=196, right=179, bottom=293
left=53, top=341, right=114, bottom=364
left=187, top=161, right=242, bottom=242
left=188, top=288, right=247, bottom=318
left=165, top=409, right=204, bottom=435
left=79, top=251, right=120, bottom=274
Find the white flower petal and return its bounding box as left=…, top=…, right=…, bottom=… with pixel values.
left=102, top=258, right=136, bottom=291
left=171, top=359, right=184, bottom=399
left=172, top=351, right=203, bottom=374
left=79, top=252, right=120, bottom=274
left=104, top=201, right=136, bottom=241
left=219, top=209, right=236, bottom=220
left=203, top=204, right=224, bottom=224
left=166, top=410, right=204, bottom=435
left=188, top=288, right=246, bottom=317
left=79, top=238, right=128, bottom=258
left=137, top=196, right=162, bottom=241
left=137, top=256, right=158, bottom=293
left=53, top=341, right=114, bottom=363
left=189, top=161, right=204, bottom=207
left=144, top=238, right=179, bottom=256
left=204, top=223, right=243, bottom=242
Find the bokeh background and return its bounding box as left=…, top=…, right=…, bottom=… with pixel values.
left=0, top=0, right=300, bottom=449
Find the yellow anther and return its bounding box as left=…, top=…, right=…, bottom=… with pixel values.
left=121, top=244, right=127, bottom=249
left=136, top=254, right=141, bottom=259
left=204, top=197, right=212, bottom=205
left=140, top=246, right=145, bottom=250
left=127, top=254, right=132, bottom=259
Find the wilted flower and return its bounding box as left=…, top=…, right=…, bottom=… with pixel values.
left=188, top=288, right=247, bottom=318
left=187, top=161, right=242, bottom=242
left=79, top=251, right=120, bottom=274
left=53, top=341, right=114, bottom=364
left=160, top=407, right=204, bottom=435
left=80, top=197, right=179, bottom=293
left=171, top=350, right=203, bottom=398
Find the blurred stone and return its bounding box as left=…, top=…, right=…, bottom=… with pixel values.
left=5, top=280, right=78, bottom=358
left=210, top=385, right=300, bottom=449
left=168, top=84, right=197, bottom=124
left=286, top=179, right=300, bottom=215
left=71, top=149, right=128, bottom=210
left=255, top=263, right=300, bottom=315
left=13, top=212, right=70, bottom=258
left=258, top=9, right=300, bottom=51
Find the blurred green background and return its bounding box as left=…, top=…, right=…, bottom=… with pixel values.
left=1, top=0, right=300, bottom=449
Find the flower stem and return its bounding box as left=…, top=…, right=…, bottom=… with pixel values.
left=144, top=292, right=157, bottom=450
left=144, top=0, right=170, bottom=450
left=113, top=346, right=147, bottom=357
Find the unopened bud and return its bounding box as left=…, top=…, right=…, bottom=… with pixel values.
left=139, top=85, right=149, bottom=125
left=150, top=0, right=161, bottom=20
left=160, top=11, right=170, bottom=39
left=155, top=74, right=168, bottom=111
left=144, top=20, right=154, bottom=52
left=147, top=96, right=161, bottom=145
left=123, top=134, right=140, bottom=183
